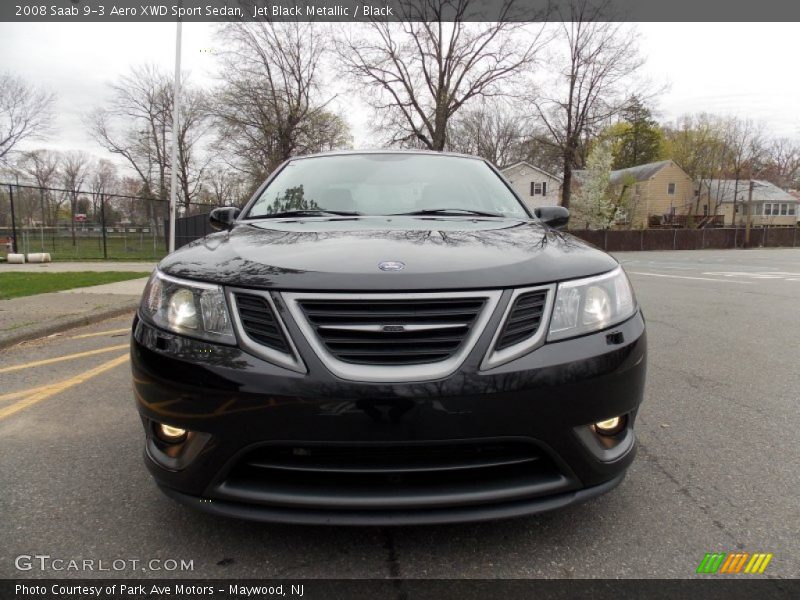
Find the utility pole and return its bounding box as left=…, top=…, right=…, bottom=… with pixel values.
left=744, top=180, right=754, bottom=248
left=168, top=19, right=183, bottom=253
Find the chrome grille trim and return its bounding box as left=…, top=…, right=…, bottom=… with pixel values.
left=480, top=284, right=556, bottom=370
left=283, top=291, right=502, bottom=383
left=226, top=288, right=306, bottom=373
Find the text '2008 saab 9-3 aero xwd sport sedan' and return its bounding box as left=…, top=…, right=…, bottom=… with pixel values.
left=131, top=151, right=646, bottom=525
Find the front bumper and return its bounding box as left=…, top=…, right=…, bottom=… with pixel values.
left=131, top=308, right=646, bottom=525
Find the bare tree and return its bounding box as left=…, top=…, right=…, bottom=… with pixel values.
left=89, top=159, right=118, bottom=220
left=722, top=117, right=765, bottom=220
left=89, top=64, right=212, bottom=227
left=204, top=165, right=249, bottom=207
left=214, top=22, right=349, bottom=187
left=762, top=137, right=800, bottom=189
left=336, top=0, right=547, bottom=150
left=61, top=151, right=91, bottom=246
left=88, top=65, right=171, bottom=204
left=517, top=127, right=566, bottom=176
left=174, top=87, right=213, bottom=209
left=0, top=72, right=56, bottom=164
left=534, top=0, right=647, bottom=207
left=446, top=100, right=530, bottom=167
left=18, top=149, right=62, bottom=225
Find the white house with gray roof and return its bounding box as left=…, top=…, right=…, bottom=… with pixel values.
left=704, top=179, right=798, bottom=227
left=500, top=162, right=563, bottom=210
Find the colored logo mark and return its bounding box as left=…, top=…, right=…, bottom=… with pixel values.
left=696, top=552, right=773, bottom=574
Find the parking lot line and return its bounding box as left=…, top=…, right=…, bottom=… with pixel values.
left=627, top=272, right=754, bottom=284
left=0, top=353, right=129, bottom=421
left=70, top=327, right=131, bottom=339
left=0, top=384, right=60, bottom=403
left=0, top=344, right=128, bottom=374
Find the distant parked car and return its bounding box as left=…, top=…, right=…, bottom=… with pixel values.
left=131, top=151, right=647, bottom=524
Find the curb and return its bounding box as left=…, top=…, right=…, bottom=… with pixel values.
left=0, top=302, right=138, bottom=350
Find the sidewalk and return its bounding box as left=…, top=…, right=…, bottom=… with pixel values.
left=1, top=261, right=157, bottom=272
left=0, top=275, right=150, bottom=349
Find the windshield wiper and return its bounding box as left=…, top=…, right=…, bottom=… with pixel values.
left=390, top=208, right=506, bottom=218
left=253, top=209, right=362, bottom=219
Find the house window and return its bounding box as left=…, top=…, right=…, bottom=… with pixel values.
left=780, top=204, right=788, bottom=216
left=763, top=203, right=772, bottom=216
left=703, top=205, right=709, bottom=216
left=790, top=205, right=797, bottom=216
left=531, top=182, right=545, bottom=196
left=668, top=183, right=676, bottom=195
left=542, top=181, right=547, bottom=196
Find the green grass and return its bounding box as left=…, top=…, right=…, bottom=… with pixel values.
left=5, top=234, right=168, bottom=261
left=0, top=272, right=151, bottom=300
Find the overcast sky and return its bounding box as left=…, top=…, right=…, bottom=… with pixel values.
left=1, top=22, right=799, bottom=163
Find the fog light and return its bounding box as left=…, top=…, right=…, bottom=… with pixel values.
left=594, top=416, right=625, bottom=436
left=157, top=423, right=187, bottom=443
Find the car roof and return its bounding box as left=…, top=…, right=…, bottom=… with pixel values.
left=288, top=149, right=488, bottom=162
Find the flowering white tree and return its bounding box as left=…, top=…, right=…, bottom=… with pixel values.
left=571, top=140, right=619, bottom=229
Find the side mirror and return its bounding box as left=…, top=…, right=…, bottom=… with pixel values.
left=534, top=206, right=569, bottom=229
left=209, top=207, right=241, bottom=231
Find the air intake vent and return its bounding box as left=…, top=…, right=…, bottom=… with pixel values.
left=495, top=290, right=547, bottom=351
left=234, top=293, right=291, bottom=353
left=296, top=297, right=486, bottom=366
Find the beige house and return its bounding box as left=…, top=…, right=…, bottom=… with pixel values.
left=611, top=160, right=695, bottom=228
left=704, top=180, right=798, bottom=227
left=571, top=160, right=696, bottom=228
left=501, top=162, right=563, bottom=211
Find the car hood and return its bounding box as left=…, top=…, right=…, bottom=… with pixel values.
left=158, top=216, right=618, bottom=291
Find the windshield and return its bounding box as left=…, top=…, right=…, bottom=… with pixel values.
left=244, top=154, right=530, bottom=219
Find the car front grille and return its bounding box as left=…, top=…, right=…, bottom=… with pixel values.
left=294, top=296, right=487, bottom=366
left=212, top=440, right=573, bottom=511
left=495, top=290, right=548, bottom=350
left=233, top=293, right=291, bottom=353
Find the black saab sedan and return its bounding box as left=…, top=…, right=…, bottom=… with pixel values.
left=131, top=151, right=646, bottom=525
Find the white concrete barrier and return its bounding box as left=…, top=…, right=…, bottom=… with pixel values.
left=7, top=253, right=25, bottom=264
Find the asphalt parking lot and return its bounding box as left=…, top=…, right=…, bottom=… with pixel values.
left=0, top=248, right=798, bottom=579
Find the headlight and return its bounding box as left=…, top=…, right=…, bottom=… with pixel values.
left=140, top=271, right=236, bottom=344
left=548, top=266, right=636, bottom=341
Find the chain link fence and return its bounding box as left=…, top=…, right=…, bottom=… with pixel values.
left=0, top=183, right=220, bottom=261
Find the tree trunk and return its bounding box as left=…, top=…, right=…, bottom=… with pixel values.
left=561, top=161, right=572, bottom=209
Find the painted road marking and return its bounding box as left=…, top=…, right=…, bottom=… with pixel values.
left=0, top=344, right=128, bottom=374
left=70, top=327, right=130, bottom=340
left=0, top=353, right=129, bottom=421
left=0, top=383, right=62, bottom=403
left=627, top=272, right=753, bottom=284
left=703, top=271, right=800, bottom=281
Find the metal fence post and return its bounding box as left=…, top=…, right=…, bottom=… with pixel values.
left=603, top=229, right=608, bottom=251
left=673, top=227, right=677, bottom=250
left=8, top=185, right=18, bottom=254
left=39, top=187, right=46, bottom=252
left=100, top=194, right=108, bottom=259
